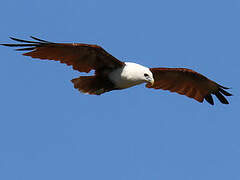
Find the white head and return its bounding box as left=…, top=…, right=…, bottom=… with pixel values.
left=126, top=62, right=154, bottom=84
left=109, top=62, right=154, bottom=89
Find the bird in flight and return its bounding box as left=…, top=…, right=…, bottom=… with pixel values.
left=1, top=36, right=232, bottom=105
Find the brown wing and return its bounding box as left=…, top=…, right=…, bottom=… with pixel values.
left=147, top=68, right=232, bottom=105
left=1, top=36, right=124, bottom=72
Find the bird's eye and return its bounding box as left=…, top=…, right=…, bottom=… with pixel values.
left=144, top=73, right=149, bottom=77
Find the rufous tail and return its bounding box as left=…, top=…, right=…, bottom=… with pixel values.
left=71, top=76, right=114, bottom=95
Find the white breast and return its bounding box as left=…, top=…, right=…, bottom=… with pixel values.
left=109, top=62, right=150, bottom=89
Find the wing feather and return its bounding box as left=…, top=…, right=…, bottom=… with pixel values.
left=1, top=37, right=124, bottom=73
left=147, top=68, right=232, bottom=105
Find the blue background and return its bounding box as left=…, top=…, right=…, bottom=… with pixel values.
left=0, top=0, right=239, bottom=179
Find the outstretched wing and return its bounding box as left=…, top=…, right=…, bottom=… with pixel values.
left=147, top=68, right=232, bottom=105
left=1, top=36, right=124, bottom=72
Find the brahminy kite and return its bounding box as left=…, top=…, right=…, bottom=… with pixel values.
left=1, top=36, right=232, bottom=105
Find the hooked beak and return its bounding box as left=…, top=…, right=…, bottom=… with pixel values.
left=147, top=78, right=154, bottom=86
left=150, top=79, right=154, bottom=86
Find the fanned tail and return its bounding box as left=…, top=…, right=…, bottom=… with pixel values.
left=71, top=76, right=115, bottom=95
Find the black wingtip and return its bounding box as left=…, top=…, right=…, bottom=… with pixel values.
left=8, top=36, right=51, bottom=44
left=0, top=43, right=12, bottom=47
left=219, top=87, right=232, bottom=96
left=219, top=85, right=230, bottom=90
left=9, top=37, right=37, bottom=43
left=204, top=94, right=214, bottom=105
left=15, top=47, right=35, bottom=51
left=1, top=36, right=51, bottom=50
left=30, top=36, right=50, bottom=43
left=214, top=91, right=229, bottom=104
left=204, top=85, right=232, bottom=105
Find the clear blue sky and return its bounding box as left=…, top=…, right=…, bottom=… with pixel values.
left=0, top=0, right=239, bottom=179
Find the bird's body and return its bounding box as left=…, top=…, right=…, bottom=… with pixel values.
left=1, top=36, right=232, bottom=105
left=71, top=62, right=154, bottom=95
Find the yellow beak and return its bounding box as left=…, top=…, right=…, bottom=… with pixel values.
left=151, top=79, right=154, bottom=86
left=149, top=78, right=154, bottom=86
